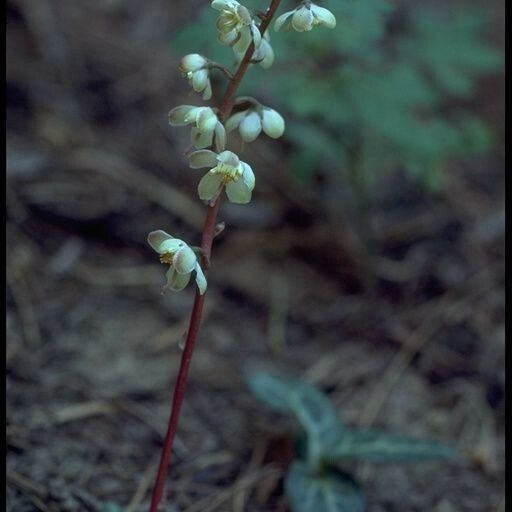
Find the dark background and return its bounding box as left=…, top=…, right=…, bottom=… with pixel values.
left=6, top=1, right=505, bottom=511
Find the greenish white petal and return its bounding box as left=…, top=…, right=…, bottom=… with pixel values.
left=173, top=246, right=197, bottom=274
left=217, top=150, right=240, bottom=167
left=188, top=150, right=218, bottom=169
left=147, top=230, right=173, bottom=253
left=239, top=111, right=262, bottom=142
left=226, top=179, right=252, bottom=204
left=214, top=122, right=226, bottom=152
left=159, top=238, right=187, bottom=254
left=191, top=127, right=215, bottom=149
left=274, top=10, right=294, bottom=32
left=198, top=172, right=223, bottom=201
left=211, top=0, right=240, bottom=11
left=261, top=108, right=285, bottom=138
left=292, top=7, right=314, bottom=32
left=181, top=53, right=207, bottom=72
left=202, top=79, right=212, bottom=100
left=194, top=263, right=207, bottom=295
left=241, top=162, right=255, bottom=190
left=311, top=4, right=336, bottom=28
left=169, top=105, right=195, bottom=126
left=167, top=267, right=191, bottom=292
left=192, top=69, right=209, bottom=92
left=225, top=111, right=246, bottom=132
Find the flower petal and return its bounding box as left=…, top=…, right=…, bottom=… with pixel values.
left=192, top=69, right=209, bottom=92
left=226, top=179, right=252, bottom=204
left=196, top=107, right=218, bottom=132
left=292, top=7, right=314, bottom=32
left=225, top=111, right=246, bottom=132
left=311, top=4, right=336, bottom=28
left=188, top=150, right=218, bottom=169
left=195, top=263, right=207, bottom=295
left=191, top=127, right=214, bottom=149
left=219, top=28, right=239, bottom=45
left=147, top=230, right=173, bottom=253
left=173, top=246, right=197, bottom=274
left=239, top=111, right=262, bottom=142
left=214, top=122, right=226, bottom=152
left=181, top=53, right=207, bottom=72
left=258, top=40, right=274, bottom=68
left=216, top=150, right=240, bottom=167
left=161, top=238, right=187, bottom=254
left=211, top=0, right=238, bottom=11
left=241, top=162, right=255, bottom=191
left=250, top=23, right=262, bottom=48
left=274, top=10, right=294, bottom=32
left=202, top=79, right=212, bottom=100
left=261, top=108, right=285, bottom=138
left=198, top=172, right=223, bottom=201
left=167, top=267, right=191, bottom=291
left=168, top=105, right=195, bottom=126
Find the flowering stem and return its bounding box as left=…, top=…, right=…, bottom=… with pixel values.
left=148, top=2, right=282, bottom=510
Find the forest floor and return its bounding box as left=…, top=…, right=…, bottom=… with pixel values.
left=6, top=1, right=504, bottom=511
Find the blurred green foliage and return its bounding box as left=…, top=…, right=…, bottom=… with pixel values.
left=172, top=0, right=501, bottom=192
left=248, top=371, right=454, bottom=512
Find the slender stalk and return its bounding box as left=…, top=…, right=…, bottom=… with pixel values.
left=148, top=2, right=282, bottom=511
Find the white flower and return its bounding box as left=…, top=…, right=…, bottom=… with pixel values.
left=274, top=1, right=336, bottom=32
left=169, top=105, right=226, bottom=152
left=180, top=54, right=212, bottom=100
left=225, top=106, right=285, bottom=142
left=252, top=32, right=274, bottom=68
left=234, top=30, right=274, bottom=69
left=188, top=149, right=255, bottom=204
left=147, top=230, right=207, bottom=294
left=212, top=0, right=261, bottom=52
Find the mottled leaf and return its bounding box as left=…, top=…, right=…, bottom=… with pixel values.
left=328, top=429, right=455, bottom=463
left=247, top=372, right=344, bottom=465
left=285, top=462, right=366, bottom=512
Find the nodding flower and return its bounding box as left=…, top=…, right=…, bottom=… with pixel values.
left=147, top=230, right=207, bottom=295
left=275, top=1, right=336, bottom=32
left=212, top=0, right=262, bottom=53
left=226, top=105, right=285, bottom=142
left=168, top=105, right=226, bottom=152
left=188, top=149, right=255, bottom=204
left=179, top=54, right=212, bottom=100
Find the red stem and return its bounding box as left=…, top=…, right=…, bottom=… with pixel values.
left=149, top=200, right=219, bottom=512
left=149, top=2, right=282, bottom=510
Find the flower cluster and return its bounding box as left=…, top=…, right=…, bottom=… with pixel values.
left=149, top=0, right=336, bottom=294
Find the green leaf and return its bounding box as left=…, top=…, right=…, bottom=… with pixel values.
left=247, top=372, right=345, bottom=466
left=285, top=462, right=366, bottom=512
left=328, top=429, right=455, bottom=463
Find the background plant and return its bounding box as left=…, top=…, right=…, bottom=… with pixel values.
left=249, top=371, right=454, bottom=512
